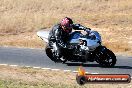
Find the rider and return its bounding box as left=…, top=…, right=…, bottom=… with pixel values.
left=48, top=17, right=91, bottom=57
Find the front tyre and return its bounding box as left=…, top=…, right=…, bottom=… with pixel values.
left=45, top=44, right=67, bottom=63
left=99, top=49, right=117, bottom=67
left=45, top=45, right=58, bottom=62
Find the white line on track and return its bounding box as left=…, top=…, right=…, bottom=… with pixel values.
left=41, top=68, right=51, bottom=70
left=63, top=70, right=71, bottom=72
left=91, top=73, right=99, bottom=74
left=51, top=69, right=60, bottom=71
left=10, top=65, right=18, bottom=67
left=0, top=64, right=8, bottom=66
left=73, top=71, right=78, bottom=73
left=85, top=72, right=89, bottom=74
left=33, top=67, right=41, bottom=69
left=25, top=66, right=32, bottom=68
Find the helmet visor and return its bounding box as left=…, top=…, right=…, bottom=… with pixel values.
left=62, top=25, right=72, bottom=33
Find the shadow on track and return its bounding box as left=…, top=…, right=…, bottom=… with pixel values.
left=66, top=62, right=101, bottom=67
left=112, top=66, right=132, bottom=69
left=66, top=62, right=132, bottom=69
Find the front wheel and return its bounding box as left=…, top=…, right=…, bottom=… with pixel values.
left=45, top=44, right=67, bottom=63
left=45, top=45, right=58, bottom=62
left=98, top=49, right=117, bottom=67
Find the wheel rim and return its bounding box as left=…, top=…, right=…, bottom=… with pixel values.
left=104, top=54, right=113, bottom=66
left=97, top=51, right=116, bottom=67
left=102, top=51, right=116, bottom=67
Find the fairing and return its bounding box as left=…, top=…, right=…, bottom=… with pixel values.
left=37, top=30, right=49, bottom=43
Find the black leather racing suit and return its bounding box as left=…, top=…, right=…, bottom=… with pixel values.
left=48, top=23, right=91, bottom=56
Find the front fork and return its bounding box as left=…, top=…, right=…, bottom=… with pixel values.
left=51, top=43, right=60, bottom=57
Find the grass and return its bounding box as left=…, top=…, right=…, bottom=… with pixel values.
left=0, top=79, right=74, bottom=88
left=0, top=65, right=132, bottom=88
left=0, top=33, right=44, bottom=48
left=0, top=0, right=132, bottom=55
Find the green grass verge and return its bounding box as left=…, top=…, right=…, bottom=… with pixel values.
left=0, top=79, right=78, bottom=88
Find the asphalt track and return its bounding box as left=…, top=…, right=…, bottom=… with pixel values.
left=0, top=47, right=132, bottom=75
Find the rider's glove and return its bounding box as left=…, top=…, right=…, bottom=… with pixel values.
left=84, top=28, right=91, bottom=34
left=75, top=24, right=87, bottom=30
left=84, top=28, right=91, bottom=31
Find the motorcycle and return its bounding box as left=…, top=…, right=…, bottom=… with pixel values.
left=37, top=29, right=117, bottom=67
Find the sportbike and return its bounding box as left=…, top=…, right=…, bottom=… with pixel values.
left=37, top=29, right=116, bottom=67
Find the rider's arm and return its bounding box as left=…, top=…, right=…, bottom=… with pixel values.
left=55, top=29, right=66, bottom=48
left=72, top=24, right=91, bottom=34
